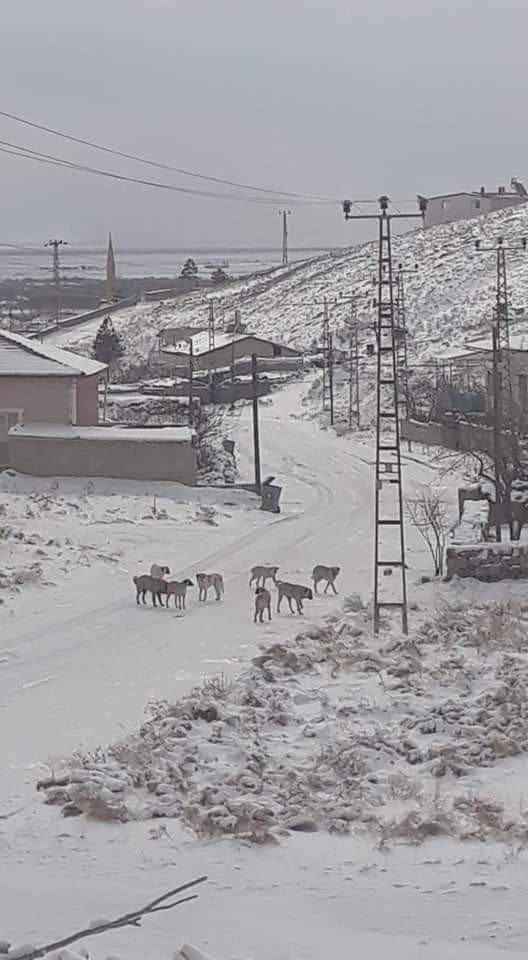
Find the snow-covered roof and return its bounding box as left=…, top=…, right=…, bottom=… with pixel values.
left=431, top=345, right=483, bottom=362
left=9, top=422, right=194, bottom=442
left=427, top=190, right=522, bottom=201
left=162, top=331, right=299, bottom=356
left=0, top=329, right=107, bottom=377
left=467, top=332, right=528, bottom=353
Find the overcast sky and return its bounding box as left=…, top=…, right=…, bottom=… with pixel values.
left=0, top=0, right=526, bottom=250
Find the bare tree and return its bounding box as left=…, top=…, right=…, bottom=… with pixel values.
left=407, top=484, right=448, bottom=577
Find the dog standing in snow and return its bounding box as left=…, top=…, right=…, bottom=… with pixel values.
left=254, top=586, right=272, bottom=623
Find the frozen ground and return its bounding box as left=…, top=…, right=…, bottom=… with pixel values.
left=1, top=382, right=528, bottom=959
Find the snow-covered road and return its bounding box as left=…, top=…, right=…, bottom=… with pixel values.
left=0, top=384, right=378, bottom=791
left=3, top=382, right=523, bottom=960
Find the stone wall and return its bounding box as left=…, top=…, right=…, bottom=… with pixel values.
left=446, top=544, right=528, bottom=581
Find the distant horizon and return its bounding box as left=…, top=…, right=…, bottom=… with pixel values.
left=0, top=243, right=350, bottom=256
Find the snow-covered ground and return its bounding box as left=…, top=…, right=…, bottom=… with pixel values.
left=44, top=203, right=528, bottom=376
left=2, top=381, right=528, bottom=959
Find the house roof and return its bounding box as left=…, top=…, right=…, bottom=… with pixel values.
left=467, top=333, right=528, bottom=354
left=161, top=332, right=299, bottom=357
left=426, top=190, right=521, bottom=202
left=0, top=329, right=107, bottom=377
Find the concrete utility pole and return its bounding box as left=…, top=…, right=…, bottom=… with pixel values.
left=279, top=210, right=291, bottom=267
left=474, top=235, right=527, bottom=541
left=45, top=238, right=67, bottom=325
left=106, top=232, right=116, bottom=303
left=343, top=194, right=427, bottom=635
left=208, top=298, right=215, bottom=353
left=188, top=338, right=194, bottom=425
left=251, top=354, right=262, bottom=494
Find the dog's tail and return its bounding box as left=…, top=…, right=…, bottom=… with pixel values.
left=133, top=575, right=139, bottom=585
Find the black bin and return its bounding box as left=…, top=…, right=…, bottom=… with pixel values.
left=261, top=483, right=282, bottom=513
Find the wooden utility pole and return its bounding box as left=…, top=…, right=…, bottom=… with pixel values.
left=251, top=353, right=262, bottom=494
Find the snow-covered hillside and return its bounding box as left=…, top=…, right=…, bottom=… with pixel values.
left=51, top=203, right=528, bottom=367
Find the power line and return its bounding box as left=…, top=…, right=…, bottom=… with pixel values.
left=0, top=109, right=420, bottom=211
left=0, top=107, right=340, bottom=203
left=0, top=139, right=344, bottom=206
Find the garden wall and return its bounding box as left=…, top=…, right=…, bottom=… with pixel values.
left=446, top=543, right=528, bottom=581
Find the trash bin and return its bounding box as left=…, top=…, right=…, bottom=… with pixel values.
left=261, top=483, right=282, bottom=513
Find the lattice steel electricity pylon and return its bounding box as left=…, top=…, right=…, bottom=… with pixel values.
left=343, top=195, right=426, bottom=633
left=394, top=263, right=417, bottom=422
left=474, top=235, right=527, bottom=540
left=321, top=297, right=334, bottom=422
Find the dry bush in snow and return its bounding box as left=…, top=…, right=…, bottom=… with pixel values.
left=37, top=599, right=528, bottom=846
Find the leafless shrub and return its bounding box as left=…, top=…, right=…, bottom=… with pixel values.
left=68, top=783, right=128, bottom=822
left=200, top=672, right=232, bottom=700
left=375, top=806, right=454, bottom=847
left=407, top=484, right=448, bottom=576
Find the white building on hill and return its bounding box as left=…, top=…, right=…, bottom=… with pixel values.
left=424, top=178, right=528, bottom=228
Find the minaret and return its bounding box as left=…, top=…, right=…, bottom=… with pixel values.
left=106, top=232, right=116, bottom=302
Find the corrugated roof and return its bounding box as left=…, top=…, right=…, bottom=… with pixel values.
left=0, top=330, right=107, bottom=377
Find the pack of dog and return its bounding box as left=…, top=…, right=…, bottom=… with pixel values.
left=133, top=560, right=340, bottom=620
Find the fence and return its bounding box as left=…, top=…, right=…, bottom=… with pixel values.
left=401, top=418, right=494, bottom=455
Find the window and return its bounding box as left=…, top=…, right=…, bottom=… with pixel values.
left=0, top=408, right=23, bottom=442
left=474, top=199, right=481, bottom=209
left=272, top=343, right=282, bottom=357
left=441, top=199, right=450, bottom=211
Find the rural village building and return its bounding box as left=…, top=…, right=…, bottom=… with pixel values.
left=0, top=330, right=107, bottom=460
left=424, top=179, right=527, bottom=228
left=159, top=331, right=300, bottom=372
left=0, top=330, right=197, bottom=483
left=466, top=332, right=528, bottom=422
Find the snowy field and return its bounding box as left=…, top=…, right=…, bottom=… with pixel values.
left=2, top=382, right=528, bottom=959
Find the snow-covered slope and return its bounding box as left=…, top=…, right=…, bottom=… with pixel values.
left=54, top=203, right=528, bottom=367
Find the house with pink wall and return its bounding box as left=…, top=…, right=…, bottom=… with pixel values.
left=0, top=330, right=107, bottom=462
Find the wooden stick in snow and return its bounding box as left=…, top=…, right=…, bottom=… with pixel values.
left=7, top=876, right=207, bottom=960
